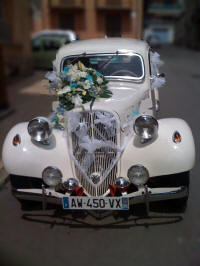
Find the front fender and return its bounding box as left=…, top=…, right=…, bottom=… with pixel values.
left=2, top=122, right=74, bottom=181
left=120, top=118, right=195, bottom=177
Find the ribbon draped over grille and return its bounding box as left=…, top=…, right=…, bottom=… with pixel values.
left=64, top=110, right=133, bottom=187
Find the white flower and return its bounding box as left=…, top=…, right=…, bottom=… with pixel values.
left=78, top=61, right=87, bottom=71
left=97, top=77, right=103, bottom=84
left=83, top=80, right=91, bottom=90
left=71, top=74, right=78, bottom=82
left=71, top=64, right=78, bottom=71
left=57, top=86, right=71, bottom=95
left=57, top=114, right=64, bottom=121
left=79, top=71, right=87, bottom=78
left=77, top=81, right=84, bottom=86
left=72, top=94, right=83, bottom=107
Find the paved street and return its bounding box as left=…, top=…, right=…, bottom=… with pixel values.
left=0, top=45, right=200, bottom=266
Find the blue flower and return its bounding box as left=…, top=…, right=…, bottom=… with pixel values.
left=60, top=72, right=70, bottom=82
left=67, top=76, right=71, bottom=82
left=64, top=66, right=70, bottom=73
left=90, top=86, right=98, bottom=95
left=70, top=83, right=77, bottom=88
left=50, top=113, right=57, bottom=122
left=96, top=71, right=102, bottom=77
left=57, top=106, right=65, bottom=114
left=86, top=74, right=93, bottom=83
left=132, top=109, right=139, bottom=116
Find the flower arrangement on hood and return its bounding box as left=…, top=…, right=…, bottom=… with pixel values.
left=45, top=60, right=112, bottom=129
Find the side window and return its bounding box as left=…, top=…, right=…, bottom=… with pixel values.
left=32, top=38, right=41, bottom=51
left=43, top=38, right=60, bottom=51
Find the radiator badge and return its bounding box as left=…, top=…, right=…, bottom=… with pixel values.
left=90, top=172, right=101, bottom=184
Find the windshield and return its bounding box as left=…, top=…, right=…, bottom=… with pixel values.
left=62, top=53, right=144, bottom=81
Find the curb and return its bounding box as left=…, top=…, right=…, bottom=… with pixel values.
left=0, top=161, right=9, bottom=187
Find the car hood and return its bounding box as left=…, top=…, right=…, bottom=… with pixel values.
left=52, top=81, right=147, bottom=128
left=83, top=81, right=147, bottom=127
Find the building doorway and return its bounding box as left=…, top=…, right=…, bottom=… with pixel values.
left=59, top=13, right=75, bottom=30
left=106, top=14, right=121, bottom=37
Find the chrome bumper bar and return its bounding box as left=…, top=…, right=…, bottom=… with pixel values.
left=13, top=186, right=188, bottom=211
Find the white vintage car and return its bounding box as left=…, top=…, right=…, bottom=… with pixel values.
left=2, top=38, right=195, bottom=214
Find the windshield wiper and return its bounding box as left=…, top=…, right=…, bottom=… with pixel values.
left=98, top=51, right=119, bottom=71
left=70, top=52, right=86, bottom=64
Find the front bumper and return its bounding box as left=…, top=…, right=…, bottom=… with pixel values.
left=13, top=185, right=188, bottom=210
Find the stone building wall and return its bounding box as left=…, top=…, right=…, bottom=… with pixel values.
left=2, top=0, right=33, bottom=76
left=33, top=0, right=143, bottom=40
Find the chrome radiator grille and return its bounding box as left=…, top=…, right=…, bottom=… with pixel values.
left=71, top=110, right=119, bottom=196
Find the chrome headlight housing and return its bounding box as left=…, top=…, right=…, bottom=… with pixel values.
left=134, top=115, right=158, bottom=141
left=127, top=165, right=149, bottom=186
left=28, top=117, right=52, bottom=142
left=42, top=166, right=62, bottom=187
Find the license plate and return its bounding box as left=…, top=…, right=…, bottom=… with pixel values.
left=62, top=196, right=129, bottom=210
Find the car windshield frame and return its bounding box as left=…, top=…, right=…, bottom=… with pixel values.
left=60, top=52, right=145, bottom=82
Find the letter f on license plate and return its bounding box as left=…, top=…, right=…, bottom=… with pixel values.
left=62, top=197, right=129, bottom=210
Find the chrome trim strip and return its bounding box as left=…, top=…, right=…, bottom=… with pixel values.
left=129, top=187, right=188, bottom=205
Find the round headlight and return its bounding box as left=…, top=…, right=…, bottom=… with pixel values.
left=134, top=115, right=158, bottom=140
left=115, top=177, right=129, bottom=190
left=127, top=165, right=149, bottom=186
left=42, top=166, right=62, bottom=187
left=28, top=117, right=52, bottom=142
left=63, top=178, right=78, bottom=192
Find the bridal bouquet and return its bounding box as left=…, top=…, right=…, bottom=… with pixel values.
left=45, top=60, right=112, bottom=129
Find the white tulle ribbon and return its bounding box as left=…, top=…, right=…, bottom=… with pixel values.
left=150, top=51, right=166, bottom=89
left=94, top=111, right=116, bottom=137
left=64, top=110, right=135, bottom=187
left=151, top=75, right=166, bottom=89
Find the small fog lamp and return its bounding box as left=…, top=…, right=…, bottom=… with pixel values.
left=127, top=164, right=149, bottom=186
left=42, top=166, right=62, bottom=187
left=63, top=178, right=78, bottom=192
left=28, top=117, right=52, bottom=142
left=115, top=177, right=129, bottom=191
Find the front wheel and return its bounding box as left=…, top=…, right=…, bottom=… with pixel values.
left=167, top=171, right=190, bottom=211
left=148, top=171, right=190, bottom=211
left=10, top=174, right=42, bottom=210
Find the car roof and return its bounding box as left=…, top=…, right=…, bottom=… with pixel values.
left=32, top=29, right=77, bottom=40
left=56, top=38, right=149, bottom=61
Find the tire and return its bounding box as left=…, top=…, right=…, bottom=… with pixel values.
left=10, top=174, right=43, bottom=210
left=167, top=171, right=190, bottom=211
left=147, top=171, right=190, bottom=211
left=10, top=174, right=33, bottom=189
